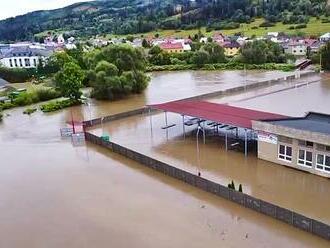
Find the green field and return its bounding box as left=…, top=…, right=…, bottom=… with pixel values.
left=107, top=17, right=330, bottom=39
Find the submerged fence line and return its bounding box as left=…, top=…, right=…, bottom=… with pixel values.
left=85, top=132, right=330, bottom=241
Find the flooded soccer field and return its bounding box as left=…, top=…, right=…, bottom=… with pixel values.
left=0, top=71, right=329, bottom=247
left=89, top=73, right=330, bottom=224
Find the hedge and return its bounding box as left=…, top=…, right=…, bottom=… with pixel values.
left=0, top=66, right=36, bottom=83
left=147, top=63, right=295, bottom=72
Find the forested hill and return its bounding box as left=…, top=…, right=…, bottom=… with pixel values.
left=0, top=0, right=329, bottom=42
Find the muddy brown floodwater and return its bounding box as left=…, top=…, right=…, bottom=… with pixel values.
left=0, top=71, right=329, bottom=247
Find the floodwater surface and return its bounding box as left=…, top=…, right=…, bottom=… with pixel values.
left=90, top=74, right=330, bottom=225
left=0, top=71, right=329, bottom=247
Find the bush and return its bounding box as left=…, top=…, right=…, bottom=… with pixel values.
left=0, top=88, right=61, bottom=111
left=211, top=22, right=240, bottom=30
left=321, top=18, right=330, bottom=23
left=35, top=88, right=61, bottom=101
left=0, top=66, right=35, bottom=83
left=40, top=99, right=81, bottom=113
left=147, top=63, right=295, bottom=72
left=0, top=102, right=15, bottom=111
left=259, top=21, right=276, bottom=27
left=295, top=24, right=307, bottom=29
left=23, top=108, right=37, bottom=115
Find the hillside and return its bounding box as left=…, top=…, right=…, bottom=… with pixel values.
left=0, top=0, right=328, bottom=42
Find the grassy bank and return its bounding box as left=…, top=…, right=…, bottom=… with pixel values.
left=108, top=17, right=329, bottom=39
left=0, top=88, right=61, bottom=111
left=147, top=63, right=295, bottom=72
left=40, top=99, right=81, bottom=113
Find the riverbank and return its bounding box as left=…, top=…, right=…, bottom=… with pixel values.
left=147, top=63, right=296, bottom=72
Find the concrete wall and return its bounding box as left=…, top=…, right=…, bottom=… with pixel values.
left=0, top=56, right=42, bottom=68
left=85, top=131, right=330, bottom=241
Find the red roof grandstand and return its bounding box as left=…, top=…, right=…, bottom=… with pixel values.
left=148, top=100, right=288, bottom=129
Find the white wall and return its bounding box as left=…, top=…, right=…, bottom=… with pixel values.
left=287, top=45, right=307, bottom=56
left=0, top=56, right=44, bottom=68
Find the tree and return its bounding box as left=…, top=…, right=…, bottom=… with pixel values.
left=320, top=42, right=330, bottom=70
left=55, top=62, right=85, bottom=100
left=87, top=45, right=150, bottom=100
left=191, top=51, right=209, bottom=67
left=40, top=51, right=77, bottom=76
left=142, top=38, right=149, bottom=48
left=238, top=184, right=243, bottom=192
left=240, top=40, right=286, bottom=64
left=202, top=43, right=226, bottom=63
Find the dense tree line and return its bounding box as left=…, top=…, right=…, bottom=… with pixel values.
left=0, top=0, right=328, bottom=42
left=147, top=40, right=291, bottom=67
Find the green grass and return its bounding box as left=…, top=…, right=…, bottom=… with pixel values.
left=107, top=17, right=330, bottom=39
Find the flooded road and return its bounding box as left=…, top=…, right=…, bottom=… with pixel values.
left=0, top=71, right=329, bottom=247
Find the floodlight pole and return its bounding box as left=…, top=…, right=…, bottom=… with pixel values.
left=196, top=125, right=202, bottom=177
left=149, top=108, right=153, bottom=137
left=71, top=110, right=75, bottom=134
left=182, top=115, right=185, bottom=139
left=165, top=111, right=168, bottom=141
left=245, top=128, right=248, bottom=157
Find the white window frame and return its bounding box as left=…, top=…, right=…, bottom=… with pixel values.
left=278, top=144, right=292, bottom=162
left=316, top=153, right=330, bottom=173
left=297, top=149, right=313, bottom=168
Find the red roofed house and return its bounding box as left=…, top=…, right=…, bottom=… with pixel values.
left=159, top=41, right=184, bottom=53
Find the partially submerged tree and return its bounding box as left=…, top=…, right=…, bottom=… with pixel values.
left=321, top=42, right=330, bottom=70
left=55, top=62, right=85, bottom=100
left=85, top=45, right=149, bottom=100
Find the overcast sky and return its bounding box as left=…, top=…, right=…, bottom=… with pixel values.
left=0, top=0, right=91, bottom=20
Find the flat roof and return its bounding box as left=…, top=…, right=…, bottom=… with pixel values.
left=148, top=100, right=287, bottom=129
left=267, top=112, right=330, bottom=136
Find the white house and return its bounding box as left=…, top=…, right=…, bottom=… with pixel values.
left=285, top=41, right=307, bottom=56
left=200, top=37, right=208, bottom=43
left=0, top=46, right=53, bottom=69
left=320, top=33, right=330, bottom=42
left=57, top=34, right=65, bottom=45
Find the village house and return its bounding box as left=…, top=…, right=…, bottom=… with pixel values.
left=159, top=41, right=184, bottom=53
left=284, top=41, right=307, bottom=56
left=0, top=46, right=53, bottom=68
left=304, top=38, right=322, bottom=54
left=320, top=32, right=330, bottom=42
left=222, top=41, right=240, bottom=57
left=212, top=33, right=226, bottom=43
